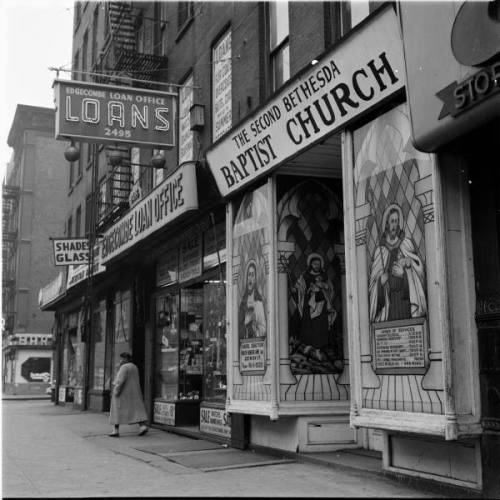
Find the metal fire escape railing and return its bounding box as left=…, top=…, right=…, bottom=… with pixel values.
left=94, top=2, right=168, bottom=88
left=2, top=184, right=20, bottom=336
left=96, top=149, right=133, bottom=231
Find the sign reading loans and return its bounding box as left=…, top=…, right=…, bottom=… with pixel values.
left=54, top=79, right=176, bottom=147
left=206, top=8, right=404, bottom=197
left=52, top=238, right=89, bottom=266
left=100, top=162, right=198, bottom=264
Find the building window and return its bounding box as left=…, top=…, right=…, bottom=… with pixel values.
left=135, top=11, right=146, bottom=53
left=269, top=0, right=290, bottom=92
left=74, top=1, right=82, bottom=30
left=212, top=30, right=232, bottom=141
left=81, top=30, right=89, bottom=81
left=73, top=50, right=80, bottom=80
left=77, top=143, right=84, bottom=180
left=177, top=2, right=194, bottom=32
left=91, top=6, right=99, bottom=66
left=340, top=0, right=384, bottom=34
left=75, top=206, right=82, bottom=237
left=85, top=194, right=92, bottom=237
left=160, top=1, right=168, bottom=55
left=67, top=216, right=73, bottom=238
left=69, top=160, right=74, bottom=189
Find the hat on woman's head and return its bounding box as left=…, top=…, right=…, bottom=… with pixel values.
left=120, top=352, right=132, bottom=360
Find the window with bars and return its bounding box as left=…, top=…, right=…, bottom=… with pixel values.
left=269, top=0, right=290, bottom=92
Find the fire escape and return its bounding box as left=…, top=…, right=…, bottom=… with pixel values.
left=2, top=184, right=20, bottom=336
left=92, top=1, right=169, bottom=231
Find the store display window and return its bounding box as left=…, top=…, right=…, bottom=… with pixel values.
left=179, top=286, right=204, bottom=400
left=203, top=281, right=227, bottom=401
left=91, top=300, right=107, bottom=390
left=112, top=290, right=132, bottom=379
left=154, top=291, right=179, bottom=400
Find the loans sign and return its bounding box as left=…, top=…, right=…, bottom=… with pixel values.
left=100, top=162, right=198, bottom=264
left=54, top=79, right=176, bottom=147
left=52, top=238, right=89, bottom=266
left=206, top=7, right=404, bottom=197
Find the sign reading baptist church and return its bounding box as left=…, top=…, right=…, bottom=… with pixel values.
left=54, top=79, right=176, bottom=147
left=206, top=7, right=404, bottom=197
left=52, top=238, right=89, bottom=266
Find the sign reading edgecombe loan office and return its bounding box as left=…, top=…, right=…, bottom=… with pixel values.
left=54, top=79, right=176, bottom=147
left=100, top=162, right=198, bottom=264
left=206, top=8, right=405, bottom=197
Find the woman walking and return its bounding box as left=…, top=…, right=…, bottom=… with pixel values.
left=109, top=352, right=148, bottom=437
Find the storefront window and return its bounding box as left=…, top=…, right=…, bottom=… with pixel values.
left=203, top=280, right=227, bottom=401
left=179, top=286, right=204, bottom=399
left=232, top=184, right=271, bottom=401
left=154, top=291, right=179, bottom=400
left=112, top=290, right=132, bottom=378
left=277, top=176, right=345, bottom=376
left=91, top=300, right=106, bottom=390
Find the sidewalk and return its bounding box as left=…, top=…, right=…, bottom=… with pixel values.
left=2, top=394, right=51, bottom=400
left=2, top=400, right=466, bottom=498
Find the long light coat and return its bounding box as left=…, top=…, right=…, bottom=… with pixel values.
left=109, top=362, right=147, bottom=425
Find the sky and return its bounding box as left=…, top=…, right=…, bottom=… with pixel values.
left=0, top=0, right=74, bottom=180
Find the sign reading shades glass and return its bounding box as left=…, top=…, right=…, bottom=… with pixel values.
left=54, top=79, right=176, bottom=147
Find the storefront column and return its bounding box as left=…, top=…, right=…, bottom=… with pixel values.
left=415, top=176, right=444, bottom=391
left=276, top=240, right=297, bottom=385
left=355, top=203, right=380, bottom=389
left=228, top=201, right=243, bottom=388
left=335, top=246, right=350, bottom=385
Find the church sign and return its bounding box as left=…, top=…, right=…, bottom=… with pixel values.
left=206, top=7, right=404, bottom=197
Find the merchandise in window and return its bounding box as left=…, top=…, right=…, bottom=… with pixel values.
left=179, top=286, right=204, bottom=400
left=154, top=291, right=179, bottom=400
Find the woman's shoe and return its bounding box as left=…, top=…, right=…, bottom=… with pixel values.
left=138, top=425, right=148, bottom=436
left=109, top=432, right=119, bottom=437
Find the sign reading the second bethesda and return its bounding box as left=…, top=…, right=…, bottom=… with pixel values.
left=54, top=79, right=176, bottom=147
left=206, top=8, right=404, bottom=197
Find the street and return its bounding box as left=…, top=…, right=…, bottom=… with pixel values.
left=2, top=400, right=446, bottom=498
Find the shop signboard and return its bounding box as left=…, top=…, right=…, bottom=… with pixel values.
left=212, top=30, right=232, bottom=141
left=200, top=406, right=231, bottom=438
left=179, top=232, right=202, bottom=283
left=206, top=7, right=404, bottom=197
left=66, top=242, right=105, bottom=289
left=178, top=74, right=194, bottom=164
left=100, top=162, right=198, bottom=264
left=54, top=79, right=176, bottom=147
left=52, top=238, right=89, bottom=266
left=399, top=1, right=500, bottom=151
left=153, top=401, right=175, bottom=425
